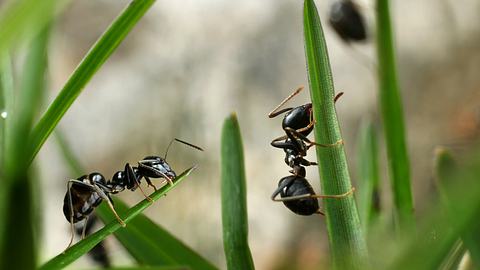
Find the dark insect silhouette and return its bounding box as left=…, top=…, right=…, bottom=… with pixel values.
left=329, top=0, right=367, bottom=43
left=63, top=138, right=203, bottom=249
left=268, top=86, right=353, bottom=215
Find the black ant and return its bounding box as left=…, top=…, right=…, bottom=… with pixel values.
left=329, top=0, right=367, bottom=43
left=268, top=86, right=344, bottom=174
left=268, top=86, right=353, bottom=215
left=63, top=138, right=203, bottom=249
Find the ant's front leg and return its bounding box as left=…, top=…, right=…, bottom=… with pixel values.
left=125, top=163, right=153, bottom=202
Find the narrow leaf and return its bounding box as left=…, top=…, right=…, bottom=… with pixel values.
left=356, top=120, right=380, bottom=235
left=375, top=0, right=414, bottom=231
left=303, top=0, right=368, bottom=269
left=28, top=0, right=156, bottom=164
left=221, top=113, right=255, bottom=270
left=39, top=167, right=196, bottom=270
left=0, top=25, right=51, bottom=270
left=96, top=198, right=218, bottom=270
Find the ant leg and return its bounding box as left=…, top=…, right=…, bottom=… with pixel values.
left=126, top=163, right=153, bottom=202
left=268, top=85, right=304, bottom=118
left=284, top=127, right=343, bottom=148
left=334, top=92, right=344, bottom=103
left=272, top=186, right=355, bottom=202
left=138, top=160, right=175, bottom=186
left=65, top=180, right=76, bottom=251
left=144, top=176, right=158, bottom=191
left=92, top=185, right=126, bottom=227
left=81, top=215, right=89, bottom=239
left=311, top=187, right=355, bottom=199
left=271, top=177, right=295, bottom=201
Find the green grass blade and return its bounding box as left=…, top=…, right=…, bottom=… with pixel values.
left=303, top=1, right=368, bottom=268
left=388, top=147, right=480, bottom=269
left=0, top=25, right=51, bottom=270
left=28, top=0, right=156, bottom=164
left=375, top=0, right=414, bottom=231
left=105, top=267, right=190, bottom=270
left=96, top=199, right=218, bottom=269
left=0, top=0, right=67, bottom=58
left=435, top=147, right=480, bottom=268
left=220, top=113, right=255, bottom=270
left=356, top=120, right=380, bottom=235
left=39, top=167, right=196, bottom=270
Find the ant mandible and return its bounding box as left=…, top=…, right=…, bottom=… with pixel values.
left=63, top=138, right=203, bottom=249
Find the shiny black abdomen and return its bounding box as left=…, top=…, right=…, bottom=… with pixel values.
left=278, top=176, right=319, bottom=215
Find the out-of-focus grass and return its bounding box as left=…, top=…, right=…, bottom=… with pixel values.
left=375, top=0, right=414, bottom=231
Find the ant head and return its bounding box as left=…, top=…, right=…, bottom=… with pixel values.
left=140, top=156, right=176, bottom=179
left=282, top=103, right=314, bottom=136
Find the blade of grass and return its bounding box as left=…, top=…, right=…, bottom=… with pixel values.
left=387, top=146, right=480, bottom=269
left=375, top=0, right=414, bottom=231
left=28, top=0, right=156, bottom=165
left=435, top=147, right=480, bottom=268
left=39, top=167, right=196, bottom=270
left=0, top=0, right=67, bottom=58
left=0, top=25, right=51, bottom=269
left=356, top=120, right=380, bottom=235
left=303, top=0, right=368, bottom=268
left=106, top=267, right=191, bottom=270
left=97, top=199, right=218, bottom=270
left=220, top=113, right=255, bottom=270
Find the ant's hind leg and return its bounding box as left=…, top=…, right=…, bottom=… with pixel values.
left=81, top=215, right=89, bottom=239
left=311, top=187, right=355, bottom=199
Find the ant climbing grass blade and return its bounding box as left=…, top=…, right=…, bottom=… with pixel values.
left=220, top=113, right=255, bottom=270
left=96, top=198, right=218, bottom=270
left=303, top=0, right=368, bottom=268
left=27, top=0, right=156, bottom=166
left=39, top=167, right=196, bottom=270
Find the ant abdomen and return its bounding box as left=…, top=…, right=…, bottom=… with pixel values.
left=63, top=173, right=106, bottom=223
left=278, top=175, right=319, bottom=216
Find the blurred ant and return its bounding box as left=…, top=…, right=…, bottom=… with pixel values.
left=63, top=138, right=203, bottom=249
left=329, top=0, right=367, bottom=43
left=268, top=86, right=353, bottom=215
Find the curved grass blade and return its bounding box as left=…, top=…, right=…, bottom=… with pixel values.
left=28, top=0, right=156, bottom=165
left=435, top=147, right=480, bottom=268
left=375, top=0, right=414, bottom=231
left=303, top=0, right=368, bottom=268
left=221, top=113, right=255, bottom=270
left=356, top=120, right=380, bottom=235
left=39, top=167, right=196, bottom=270
left=0, top=25, right=51, bottom=270
left=388, top=147, right=480, bottom=269
left=96, top=198, right=218, bottom=270
left=106, top=267, right=190, bottom=270
left=0, top=0, right=67, bottom=58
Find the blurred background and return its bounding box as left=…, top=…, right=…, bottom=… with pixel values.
left=28, top=0, right=480, bottom=269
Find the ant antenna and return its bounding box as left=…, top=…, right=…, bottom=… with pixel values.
left=164, top=138, right=204, bottom=160
left=268, top=85, right=305, bottom=118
